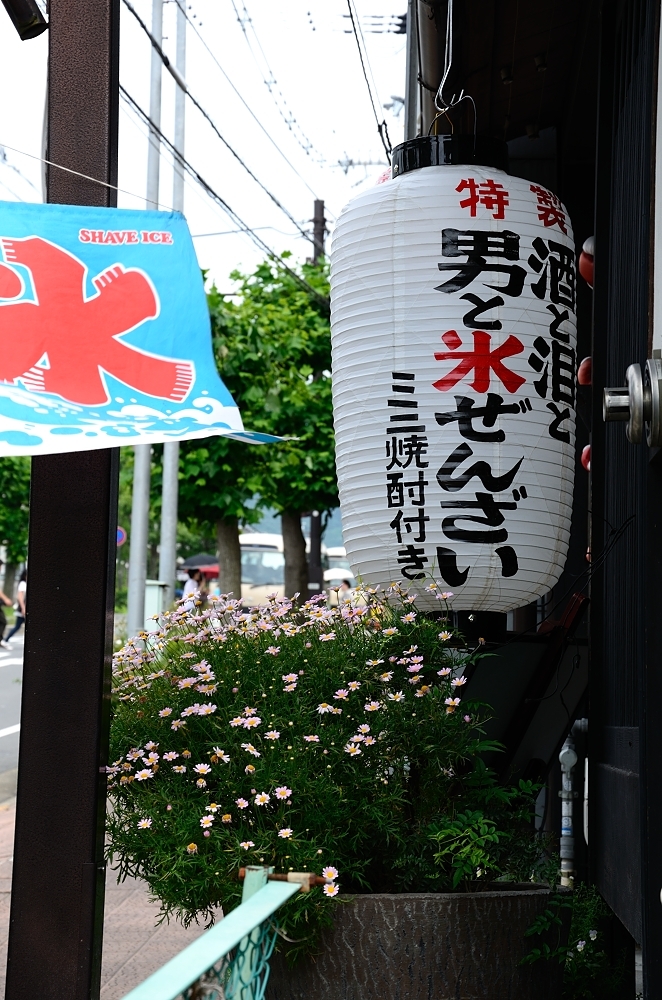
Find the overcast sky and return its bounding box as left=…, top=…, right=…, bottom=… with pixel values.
left=0, top=0, right=406, bottom=288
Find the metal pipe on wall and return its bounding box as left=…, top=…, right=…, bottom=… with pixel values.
left=559, top=735, right=578, bottom=888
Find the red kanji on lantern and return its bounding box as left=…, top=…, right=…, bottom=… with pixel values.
left=530, top=185, right=568, bottom=234
left=433, top=329, right=526, bottom=394
left=456, top=179, right=509, bottom=220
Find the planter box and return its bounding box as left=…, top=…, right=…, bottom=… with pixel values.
left=266, top=888, right=567, bottom=1000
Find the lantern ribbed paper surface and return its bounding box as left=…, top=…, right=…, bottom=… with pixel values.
left=330, top=163, right=576, bottom=611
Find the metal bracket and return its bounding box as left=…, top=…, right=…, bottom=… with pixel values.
left=604, top=358, right=662, bottom=445
left=645, top=357, right=662, bottom=446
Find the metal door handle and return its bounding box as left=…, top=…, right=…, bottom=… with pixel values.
left=603, top=359, right=662, bottom=446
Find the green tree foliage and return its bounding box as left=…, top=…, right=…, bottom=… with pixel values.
left=0, top=457, right=31, bottom=564
left=173, top=256, right=336, bottom=595
left=208, top=254, right=336, bottom=515
left=116, top=448, right=217, bottom=612
left=172, top=437, right=264, bottom=547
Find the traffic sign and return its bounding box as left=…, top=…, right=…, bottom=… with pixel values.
left=116, top=526, right=127, bottom=547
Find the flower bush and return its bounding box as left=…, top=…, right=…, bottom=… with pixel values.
left=107, top=584, right=542, bottom=957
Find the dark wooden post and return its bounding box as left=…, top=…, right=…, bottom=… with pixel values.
left=5, top=2, right=120, bottom=998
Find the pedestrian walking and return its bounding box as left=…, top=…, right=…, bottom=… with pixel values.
left=182, top=567, right=207, bottom=610
left=5, top=569, right=26, bottom=643
left=0, top=561, right=15, bottom=648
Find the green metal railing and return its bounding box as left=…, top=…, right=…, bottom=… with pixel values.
left=120, top=867, right=300, bottom=1000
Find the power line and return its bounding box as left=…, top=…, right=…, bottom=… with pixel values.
left=349, top=0, right=383, bottom=106
left=229, top=0, right=327, bottom=166
left=119, top=86, right=330, bottom=313
left=0, top=147, right=37, bottom=192
left=345, top=0, right=392, bottom=162
left=192, top=226, right=302, bottom=237
left=174, top=2, right=321, bottom=201
left=0, top=139, right=175, bottom=210
left=120, top=98, right=306, bottom=241
left=121, top=0, right=315, bottom=248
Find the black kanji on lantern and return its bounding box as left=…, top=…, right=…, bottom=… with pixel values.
left=528, top=336, right=575, bottom=406
left=435, top=393, right=528, bottom=442
left=440, top=491, right=518, bottom=543
left=459, top=292, right=505, bottom=330
left=397, top=544, right=428, bottom=579
left=436, top=442, right=523, bottom=493
left=386, top=433, right=429, bottom=470
left=528, top=237, right=576, bottom=311
left=436, top=543, right=519, bottom=585
left=495, top=545, right=519, bottom=577
left=436, top=546, right=469, bottom=586
left=547, top=303, right=571, bottom=342
left=389, top=508, right=430, bottom=543
left=546, top=401, right=572, bottom=443
left=528, top=335, right=551, bottom=397
left=436, top=229, right=526, bottom=297
left=550, top=341, right=576, bottom=405
left=386, top=371, right=425, bottom=435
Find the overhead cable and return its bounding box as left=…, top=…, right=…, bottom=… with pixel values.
left=0, top=139, right=174, bottom=210
left=344, top=0, right=392, bottom=162
left=229, top=0, right=327, bottom=165
left=119, top=86, right=330, bottom=313
left=0, top=147, right=37, bottom=192
left=174, top=3, right=321, bottom=201
left=121, top=0, right=315, bottom=248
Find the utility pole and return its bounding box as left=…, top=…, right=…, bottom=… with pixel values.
left=312, top=198, right=325, bottom=263
left=146, top=0, right=163, bottom=213
left=307, top=199, right=326, bottom=595
left=158, top=0, right=186, bottom=607
left=127, top=0, right=163, bottom=636
left=5, top=1, right=120, bottom=997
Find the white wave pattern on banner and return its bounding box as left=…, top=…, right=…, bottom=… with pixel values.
left=330, top=165, right=576, bottom=612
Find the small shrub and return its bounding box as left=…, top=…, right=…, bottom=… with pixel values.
left=107, top=585, right=545, bottom=957
left=522, top=883, right=631, bottom=999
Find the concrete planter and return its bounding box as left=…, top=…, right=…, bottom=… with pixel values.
left=267, top=887, right=567, bottom=1000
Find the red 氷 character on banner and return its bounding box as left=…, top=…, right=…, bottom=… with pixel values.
left=432, top=329, right=526, bottom=394
left=0, top=237, right=194, bottom=406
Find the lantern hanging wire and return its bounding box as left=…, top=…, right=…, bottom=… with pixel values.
left=429, top=0, right=477, bottom=138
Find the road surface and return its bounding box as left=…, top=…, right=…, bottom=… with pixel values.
left=0, top=635, right=24, bottom=803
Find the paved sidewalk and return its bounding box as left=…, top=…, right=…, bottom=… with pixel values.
left=0, top=800, right=210, bottom=999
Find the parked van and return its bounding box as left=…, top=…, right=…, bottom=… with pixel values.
left=239, top=533, right=285, bottom=606
left=324, top=546, right=356, bottom=590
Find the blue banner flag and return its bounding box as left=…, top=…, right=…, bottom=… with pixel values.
left=0, top=201, right=276, bottom=454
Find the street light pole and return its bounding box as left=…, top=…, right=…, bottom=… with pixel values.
left=128, top=0, right=163, bottom=635
left=307, top=200, right=326, bottom=594
left=159, top=0, right=186, bottom=608
left=5, top=1, right=120, bottom=997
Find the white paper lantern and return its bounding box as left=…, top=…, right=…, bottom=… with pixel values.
left=330, top=137, right=576, bottom=611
